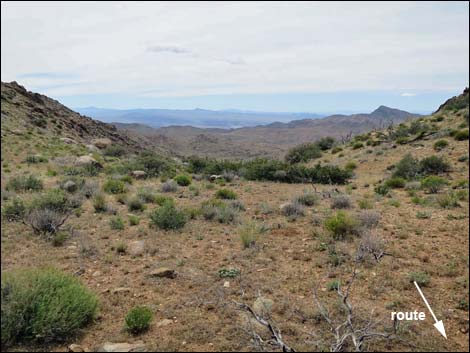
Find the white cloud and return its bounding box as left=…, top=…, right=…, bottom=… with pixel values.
left=401, top=92, right=417, bottom=97
left=1, top=1, right=468, bottom=98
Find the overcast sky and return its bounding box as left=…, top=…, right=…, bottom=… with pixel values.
left=1, top=1, right=469, bottom=112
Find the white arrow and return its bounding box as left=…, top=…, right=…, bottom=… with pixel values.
left=414, top=281, right=447, bottom=339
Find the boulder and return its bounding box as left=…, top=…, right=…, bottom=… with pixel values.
left=68, top=344, right=89, bottom=352
left=91, top=138, right=112, bottom=149
left=147, top=267, right=177, bottom=279
left=128, top=240, right=145, bottom=257
left=75, top=155, right=103, bottom=168
left=131, top=170, right=147, bottom=179
left=97, top=341, right=146, bottom=352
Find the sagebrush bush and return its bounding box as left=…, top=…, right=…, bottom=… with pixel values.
left=103, top=179, right=126, bottom=194
left=160, top=180, right=178, bottom=193
left=137, top=187, right=157, bottom=203
left=25, top=155, right=48, bottom=164
left=200, top=199, right=239, bottom=224
left=357, top=210, right=380, bottom=229
left=6, top=175, right=43, bottom=192
left=173, top=174, right=192, bottom=186
left=374, top=183, right=390, bottom=196
left=330, top=195, right=353, bottom=209
left=344, top=161, right=357, bottom=171
left=409, top=271, right=430, bottom=287
left=149, top=201, right=186, bottom=230
left=352, top=142, right=364, bottom=149
left=25, top=209, right=68, bottom=235
left=215, top=188, right=238, bottom=200
left=324, top=211, right=360, bottom=240
left=421, top=176, right=448, bottom=193
left=128, top=214, right=140, bottom=226
left=81, top=180, right=100, bottom=199
left=1, top=268, right=98, bottom=346
left=125, top=306, right=153, bottom=335
left=437, top=192, right=461, bottom=209
left=358, top=198, right=373, bottom=209
left=280, top=201, right=305, bottom=219
left=30, top=189, right=71, bottom=213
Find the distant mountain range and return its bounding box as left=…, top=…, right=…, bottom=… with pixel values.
left=113, top=105, right=422, bottom=159
left=75, top=107, right=327, bottom=129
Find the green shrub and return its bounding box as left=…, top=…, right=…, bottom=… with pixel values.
left=1, top=268, right=98, bottom=346
left=316, top=137, right=336, bottom=151
left=218, top=268, right=241, bottom=278
left=421, top=176, right=448, bottom=193
left=6, top=175, right=43, bottom=192
left=324, top=211, right=360, bottom=240
left=395, top=136, right=408, bottom=145
left=327, top=280, right=340, bottom=291
left=454, top=129, right=469, bottom=141
left=200, top=199, right=238, bottom=224
left=331, top=146, right=343, bottom=154
left=103, top=179, right=126, bottom=194
left=409, top=271, right=430, bottom=287
left=30, top=189, right=71, bottom=213
left=384, top=177, right=407, bottom=189
left=344, top=161, right=357, bottom=171
left=419, top=156, right=450, bottom=175
left=433, top=139, right=449, bottom=151
left=160, top=180, right=178, bottom=193
left=392, top=154, right=420, bottom=179
left=109, top=216, right=125, bottom=230
left=2, top=197, right=26, bottom=221
left=136, top=187, right=157, bottom=203
left=154, top=195, right=175, bottom=206
left=215, top=188, right=238, bottom=200
left=358, top=198, right=373, bottom=209
left=128, top=214, right=140, bottom=226
left=374, top=183, right=390, bottom=196
left=129, top=152, right=176, bottom=178
left=149, top=201, right=186, bottom=230
left=125, top=306, right=153, bottom=335
left=352, top=142, right=364, bottom=149
left=285, top=143, right=322, bottom=164
left=173, top=174, right=191, bottom=186
left=437, top=192, right=461, bottom=209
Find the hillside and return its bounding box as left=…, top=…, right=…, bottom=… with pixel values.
left=1, top=86, right=469, bottom=352
left=115, top=105, right=421, bottom=159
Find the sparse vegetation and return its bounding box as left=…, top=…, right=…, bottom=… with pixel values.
left=125, top=306, right=153, bottom=335
left=149, top=201, right=186, bottom=230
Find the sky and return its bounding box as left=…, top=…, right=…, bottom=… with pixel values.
left=1, top=1, right=469, bottom=114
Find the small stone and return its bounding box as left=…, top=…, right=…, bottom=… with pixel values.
left=223, top=281, right=230, bottom=288
left=97, top=341, right=146, bottom=352
left=63, top=180, right=77, bottom=192
left=112, top=287, right=131, bottom=294
left=148, top=267, right=177, bottom=279
left=156, top=319, right=173, bottom=327
left=131, top=170, right=147, bottom=179
left=91, top=138, right=112, bottom=149
left=68, top=344, right=87, bottom=352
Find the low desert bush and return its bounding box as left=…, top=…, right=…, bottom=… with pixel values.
left=384, top=177, right=406, bottom=189
left=127, top=197, right=145, bottom=212
left=6, top=175, right=43, bottom=192
left=2, top=197, right=26, bottom=222
left=149, top=201, right=186, bottom=230
left=109, top=216, right=125, bottom=230
left=330, top=195, right=353, bottom=209
left=294, top=192, right=318, bottom=206
left=409, top=271, right=430, bottom=287
left=215, top=188, right=238, bottom=200
left=433, top=139, right=449, bottom=151
left=280, top=201, right=305, bottom=219
left=1, top=268, right=98, bottom=346
left=421, top=176, right=448, bottom=193
left=239, top=221, right=261, bottom=249
left=324, top=211, right=360, bottom=240
left=103, top=179, right=126, bottom=194
left=125, top=306, right=153, bottom=335
left=173, top=174, right=192, bottom=186
left=92, top=194, right=108, bottom=213
left=454, top=128, right=469, bottom=141
left=357, top=210, right=380, bottom=229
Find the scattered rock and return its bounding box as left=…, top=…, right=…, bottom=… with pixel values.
left=112, top=287, right=131, bottom=294
left=156, top=319, right=173, bottom=327
left=75, top=155, right=103, bottom=168
left=223, top=281, right=230, bottom=288
left=63, top=180, right=77, bottom=192
left=86, top=144, right=99, bottom=152
left=128, top=240, right=145, bottom=257
left=61, top=137, right=77, bottom=144
left=91, top=138, right=112, bottom=149
left=68, top=344, right=89, bottom=352
left=147, top=267, right=177, bottom=279
left=253, top=297, right=274, bottom=317
left=131, top=170, right=147, bottom=179
left=97, top=341, right=146, bottom=352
